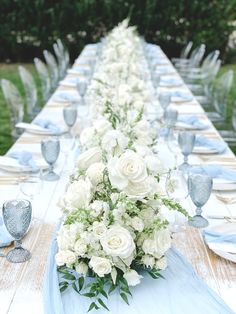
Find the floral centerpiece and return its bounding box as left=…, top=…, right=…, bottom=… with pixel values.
left=55, top=20, right=188, bottom=312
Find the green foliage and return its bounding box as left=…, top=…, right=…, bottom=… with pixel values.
left=0, top=0, right=236, bottom=62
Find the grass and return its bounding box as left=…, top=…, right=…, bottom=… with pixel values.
left=0, top=63, right=235, bottom=155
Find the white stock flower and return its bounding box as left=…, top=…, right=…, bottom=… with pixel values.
left=89, top=256, right=112, bottom=277
left=76, top=261, right=88, bottom=276
left=101, top=225, right=135, bottom=259
left=123, top=269, right=143, bottom=286
left=90, top=200, right=109, bottom=218
left=145, top=155, right=163, bottom=174
left=86, top=162, right=105, bottom=186
left=77, top=147, right=102, bottom=171
left=63, top=179, right=92, bottom=210
left=155, top=256, right=167, bottom=270
left=101, top=130, right=128, bottom=156
left=142, top=228, right=171, bottom=258
left=55, top=250, right=77, bottom=266
left=80, top=127, right=96, bottom=148
left=141, top=255, right=155, bottom=268
left=92, top=221, right=107, bottom=239
left=131, top=216, right=144, bottom=232
left=142, top=238, right=157, bottom=256
left=108, top=150, right=148, bottom=190
left=57, top=223, right=82, bottom=251
left=93, top=118, right=112, bottom=136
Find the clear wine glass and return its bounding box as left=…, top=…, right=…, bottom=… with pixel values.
left=178, top=131, right=195, bottom=173
left=167, top=130, right=181, bottom=167
left=159, top=92, right=171, bottom=113
left=188, top=174, right=212, bottom=228
left=20, top=173, right=42, bottom=201
left=41, top=137, right=60, bottom=181
left=63, top=105, right=78, bottom=138
left=2, top=199, right=32, bottom=263
left=165, top=169, right=189, bottom=232
left=76, top=78, right=88, bottom=106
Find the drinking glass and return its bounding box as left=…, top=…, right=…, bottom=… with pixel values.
left=178, top=131, right=195, bottom=173
left=188, top=174, right=212, bottom=228
left=2, top=199, right=32, bottom=263
left=63, top=105, right=78, bottom=138
left=165, top=169, right=189, bottom=232
left=41, top=137, right=60, bottom=181
left=76, top=78, right=88, bottom=105
left=164, top=107, right=178, bottom=129
left=159, top=92, right=171, bottom=113
left=20, top=173, right=42, bottom=201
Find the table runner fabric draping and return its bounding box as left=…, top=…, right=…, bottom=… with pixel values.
left=43, top=231, right=235, bottom=314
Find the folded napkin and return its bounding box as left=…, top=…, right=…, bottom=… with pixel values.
left=8, top=151, right=38, bottom=171
left=171, top=91, right=193, bottom=101
left=0, top=216, right=13, bottom=247
left=34, top=119, right=61, bottom=135
left=160, top=78, right=182, bottom=86
left=178, top=115, right=209, bottom=130
left=195, top=135, right=227, bottom=154
left=204, top=230, right=236, bottom=244
left=190, top=164, right=236, bottom=181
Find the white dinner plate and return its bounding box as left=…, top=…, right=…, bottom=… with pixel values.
left=205, top=223, right=236, bottom=263
left=193, top=147, right=218, bottom=154
left=175, top=121, right=209, bottom=130
left=159, top=79, right=183, bottom=88
left=59, top=78, right=77, bottom=87
left=0, top=156, right=48, bottom=173
left=16, top=123, right=52, bottom=135
left=52, top=91, right=80, bottom=103
left=213, top=178, right=236, bottom=191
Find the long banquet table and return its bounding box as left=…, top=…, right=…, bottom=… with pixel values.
left=0, top=44, right=236, bottom=314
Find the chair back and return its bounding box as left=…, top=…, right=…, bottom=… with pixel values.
left=43, top=50, right=59, bottom=89
left=34, top=57, right=51, bottom=101
left=18, top=66, right=38, bottom=118
left=180, top=41, right=193, bottom=59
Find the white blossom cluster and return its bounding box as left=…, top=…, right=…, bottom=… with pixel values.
left=56, top=20, right=183, bottom=291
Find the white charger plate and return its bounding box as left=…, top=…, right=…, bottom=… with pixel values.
left=205, top=223, right=236, bottom=263
left=16, top=123, right=52, bottom=135
left=175, top=121, right=209, bottom=130
left=193, top=147, right=218, bottom=154
left=159, top=79, right=183, bottom=88
left=213, top=178, right=236, bottom=191
left=52, top=91, right=80, bottom=103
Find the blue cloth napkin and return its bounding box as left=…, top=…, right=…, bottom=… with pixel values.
left=195, top=135, right=227, bottom=154
left=171, top=91, right=193, bottom=101
left=204, top=230, right=236, bottom=244
left=8, top=151, right=38, bottom=172
left=190, top=164, right=236, bottom=181
left=34, top=119, right=61, bottom=135
left=43, top=230, right=235, bottom=314
left=178, top=115, right=209, bottom=130
left=160, top=78, right=182, bottom=85
left=0, top=216, right=13, bottom=247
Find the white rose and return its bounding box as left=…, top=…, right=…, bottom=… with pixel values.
left=101, top=130, right=128, bottom=156
left=131, top=216, right=144, bottom=232
left=76, top=261, right=88, bottom=276
left=123, top=269, right=143, bottom=286
left=80, top=127, right=96, bottom=147
left=74, top=239, right=87, bottom=256
left=92, top=222, right=107, bottom=239
left=141, top=255, right=155, bottom=268
left=55, top=250, right=77, bottom=266
left=89, top=256, right=112, bottom=277
left=154, top=228, right=171, bottom=257
left=145, top=155, right=163, bottom=174
left=77, top=147, right=102, bottom=171
left=101, top=226, right=135, bottom=259
left=108, top=150, right=148, bottom=190
left=93, top=118, right=112, bottom=136
left=63, top=179, right=92, bottom=210
left=86, top=162, right=105, bottom=186
left=125, top=177, right=152, bottom=199
left=155, top=256, right=167, bottom=270
left=57, top=223, right=82, bottom=250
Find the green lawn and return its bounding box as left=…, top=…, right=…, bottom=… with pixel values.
left=0, top=63, right=236, bottom=155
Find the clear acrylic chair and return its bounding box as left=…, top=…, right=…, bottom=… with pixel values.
left=206, top=70, right=234, bottom=123
left=18, top=66, right=39, bottom=119
left=34, top=57, right=51, bottom=101
left=172, top=41, right=193, bottom=63
left=219, top=106, right=236, bottom=144
left=57, top=39, right=70, bottom=70
left=53, top=43, right=66, bottom=78
left=1, top=79, right=24, bottom=138
left=174, top=44, right=206, bottom=70
left=43, top=50, right=59, bottom=89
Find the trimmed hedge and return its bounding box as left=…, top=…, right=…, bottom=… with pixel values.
left=0, top=0, right=236, bottom=62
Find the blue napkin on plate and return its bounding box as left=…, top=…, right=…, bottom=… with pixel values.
left=178, top=115, right=209, bottom=130
left=190, top=164, right=236, bottom=181
left=160, top=78, right=182, bottom=85
left=8, top=151, right=38, bottom=171
left=0, top=216, right=13, bottom=247
left=171, top=91, right=193, bottom=101
left=195, top=135, right=227, bottom=154
left=34, top=119, right=61, bottom=135
left=203, top=230, right=236, bottom=244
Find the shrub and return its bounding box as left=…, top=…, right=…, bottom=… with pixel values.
left=0, top=0, right=236, bottom=62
